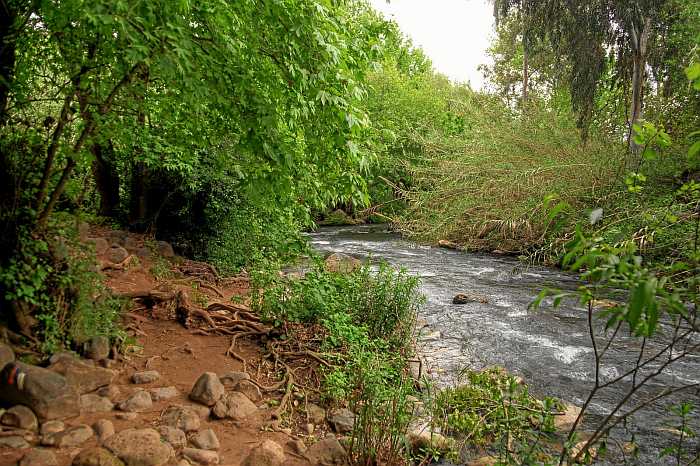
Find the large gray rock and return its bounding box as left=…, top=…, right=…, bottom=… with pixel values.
left=182, top=448, right=219, bottom=465
left=211, top=392, right=256, bottom=420
left=328, top=408, right=355, bottom=434
left=1, top=405, right=38, bottom=431
left=42, top=424, right=94, bottom=447
left=20, top=448, right=58, bottom=466
left=81, top=394, right=115, bottom=413
left=118, top=391, right=152, bottom=412
left=0, top=343, right=15, bottom=371
left=107, top=245, right=129, bottom=263
left=0, top=362, right=80, bottom=420
left=190, top=428, right=219, bottom=451
left=104, top=428, right=174, bottom=466
left=305, top=437, right=347, bottom=465
left=189, top=373, right=224, bottom=406
left=157, top=426, right=186, bottom=449
left=72, top=447, right=125, bottom=466
left=241, top=440, right=284, bottom=466
left=161, top=406, right=200, bottom=432
left=48, top=354, right=116, bottom=394
left=155, top=241, right=174, bottom=258
left=132, top=371, right=160, bottom=385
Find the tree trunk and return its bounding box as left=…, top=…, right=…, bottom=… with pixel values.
left=91, top=140, right=120, bottom=218
left=628, top=17, right=651, bottom=165
left=522, top=42, right=529, bottom=106
left=128, top=67, right=151, bottom=231
left=0, top=5, right=18, bottom=126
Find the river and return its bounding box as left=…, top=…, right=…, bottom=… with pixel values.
left=307, top=225, right=700, bottom=465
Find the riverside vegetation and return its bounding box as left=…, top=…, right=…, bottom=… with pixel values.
left=0, top=0, right=699, bottom=465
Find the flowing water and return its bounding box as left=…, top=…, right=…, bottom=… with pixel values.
left=307, top=225, right=700, bottom=465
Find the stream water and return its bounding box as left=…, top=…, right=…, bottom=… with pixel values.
left=307, top=225, right=700, bottom=465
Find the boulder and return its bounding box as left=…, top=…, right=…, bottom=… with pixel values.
left=235, top=380, right=262, bottom=402
left=187, top=404, right=211, bottom=419
left=218, top=371, right=249, bottom=390
left=81, top=394, right=115, bottom=413
left=97, top=385, right=121, bottom=401
left=190, top=429, right=219, bottom=451
left=305, top=437, right=347, bottom=465
left=118, top=391, right=152, bottom=412
left=189, top=373, right=224, bottom=406
left=306, top=403, right=326, bottom=424
left=0, top=342, right=15, bottom=371
left=211, top=392, right=256, bottom=421
left=289, top=438, right=307, bottom=454
left=93, top=419, right=115, bottom=442
left=86, top=238, right=110, bottom=255
left=452, top=293, right=488, bottom=304
left=132, top=371, right=160, bottom=385
left=182, top=448, right=219, bottom=465
left=155, top=241, right=175, bottom=258
left=149, top=386, right=178, bottom=401
left=328, top=408, right=355, bottom=434
left=40, top=420, right=65, bottom=435
left=48, top=354, right=116, bottom=394
left=324, top=253, right=361, bottom=274
left=107, top=246, right=129, bottom=264
left=241, top=440, right=285, bottom=466
left=161, top=406, right=201, bottom=432
left=72, top=447, right=125, bottom=466
left=1, top=405, right=38, bottom=431
left=0, top=435, right=30, bottom=448
left=104, top=428, right=174, bottom=466
left=123, top=237, right=140, bottom=251
left=85, top=336, right=111, bottom=361
left=157, top=426, right=187, bottom=449
left=42, top=424, right=94, bottom=447
left=20, top=448, right=58, bottom=466
left=0, top=362, right=80, bottom=420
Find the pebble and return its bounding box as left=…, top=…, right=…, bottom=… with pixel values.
left=132, top=370, right=161, bottom=384
left=42, top=424, right=94, bottom=447
left=149, top=386, right=179, bottom=401
left=182, top=448, right=219, bottom=465
left=93, top=419, right=115, bottom=442
left=19, top=448, right=58, bottom=466
left=40, top=420, right=65, bottom=435
left=1, top=405, right=39, bottom=431
left=118, top=390, right=152, bottom=412
left=189, top=373, right=224, bottom=407
left=190, top=428, right=220, bottom=451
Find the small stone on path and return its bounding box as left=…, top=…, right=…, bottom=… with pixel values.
left=305, top=437, right=347, bottom=466
left=1, top=405, right=39, bottom=431
left=157, top=426, right=187, bottom=449
left=0, top=435, right=30, bottom=448
left=211, top=392, right=256, bottom=421
left=104, top=428, right=174, bottom=466
left=115, top=412, right=138, bottom=421
left=118, top=390, right=152, bottom=412
left=132, top=371, right=160, bottom=384
left=81, top=394, right=115, bottom=413
left=189, top=373, right=224, bottom=407
left=40, top=420, right=65, bottom=435
left=328, top=408, right=355, bottom=434
left=161, top=406, right=201, bottom=432
left=93, top=419, right=115, bottom=442
left=20, top=448, right=58, bottom=466
left=149, top=386, right=178, bottom=401
left=72, top=446, right=125, bottom=466
left=42, top=424, right=93, bottom=447
left=190, top=428, right=219, bottom=451
left=182, top=448, right=219, bottom=465
left=241, top=440, right=285, bottom=466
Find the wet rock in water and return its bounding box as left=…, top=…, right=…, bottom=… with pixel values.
left=42, top=424, right=94, bottom=447
left=306, top=403, right=326, bottom=425
left=0, top=362, right=80, bottom=420
left=87, top=238, right=110, bottom=255
left=211, top=392, right=256, bottom=421
left=438, top=239, right=460, bottom=250
left=132, top=371, right=160, bottom=384
left=93, top=419, right=115, bottom=442
left=241, top=439, right=285, bottom=466
left=156, top=241, right=175, bottom=258
left=1, top=405, right=38, bottom=431
left=161, top=406, right=201, bottom=432
left=20, top=448, right=58, bottom=466
left=235, top=380, right=262, bottom=402
left=81, top=394, right=115, bottom=413
left=107, top=245, right=129, bottom=263
left=305, top=437, right=347, bottom=465
left=182, top=448, right=219, bottom=465
left=554, top=403, right=582, bottom=432
left=40, top=420, right=65, bottom=435
left=72, top=447, right=125, bottom=466
left=85, top=336, right=111, bottom=361
left=219, top=371, right=249, bottom=390
left=104, top=428, right=174, bottom=466
left=118, top=390, right=152, bottom=412
left=97, top=385, right=121, bottom=401
left=324, top=253, right=361, bottom=274
left=157, top=426, right=187, bottom=449
left=48, top=354, right=116, bottom=394
left=328, top=408, right=355, bottom=434
left=149, top=386, right=178, bottom=401
left=0, top=435, right=30, bottom=448
left=190, top=373, right=224, bottom=406
left=190, top=428, right=219, bottom=451
left=0, top=343, right=15, bottom=370
left=452, top=293, right=488, bottom=304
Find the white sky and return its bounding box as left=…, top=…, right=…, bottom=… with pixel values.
left=368, top=0, right=495, bottom=90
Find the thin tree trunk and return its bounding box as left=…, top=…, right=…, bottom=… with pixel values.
left=129, top=68, right=151, bottom=231
left=628, top=17, right=651, bottom=165
left=522, top=43, right=529, bottom=106
left=92, top=140, right=120, bottom=218
left=0, top=6, right=17, bottom=126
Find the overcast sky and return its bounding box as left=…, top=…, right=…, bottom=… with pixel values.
left=368, top=0, right=495, bottom=90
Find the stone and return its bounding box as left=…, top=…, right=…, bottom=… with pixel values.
left=48, top=354, right=116, bottom=394
left=187, top=404, right=211, bottom=419
left=43, top=424, right=94, bottom=447
left=157, top=426, right=187, bottom=449
left=85, top=336, right=111, bottom=361
left=0, top=435, right=30, bottom=448
left=107, top=245, right=129, bottom=263
left=211, top=392, right=256, bottom=421
left=0, top=361, right=80, bottom=420
left=40, top=420, right=65, bottom=435
left=189, top=373, right=224, bottom=406
left=155, top=241, right=175, bottom=258
left=81, top=394, right=115, bottom=413
left=149, top=386, right=178, bottom=401
left=289, top=438, right=307, bottom=454
left=20, top=448, right=58, bottom=466
left=190, top=428, right=219, bottom=451
left=135, top=248, right=151, bottom=259
left=328, top=408, right=355, bottom=434
left=97, top=385, right=122, bottom=401
left=93, top=419, right=115, bottom=442
left=104, top=428, right=174, bottom=466
left=182, top=448, right=219, bottom=465
left=306, top=403, right=326, bottom=425
left=123, top=237, right=140, bottom=251
left=323, top=253, right=361, bottom=274
left=406, top=428, right=453, bottom=452
left=1, top=405, right=38, bottom=431
left=115, top=412, right=138, bottom=421
left=118, top=390, right=152, bottom=412
left=305, top=437, right=347, bottom=465
left=554, top=403, right=582, bottom=432
left=107, top=230, right=128, bottom=246
left=161, top=406, right=201, bottom=432
left=235, top=380, right=262, bottom=402
left=241, top=440, right=285, bottom=466
left=132, top=371, right=160, bottom=384
left=72, top=447, right=125, bottom=466
left=437, top=239, right=459, bottom=250
left=0, top=342, right=15, bottom=371
left=304, top=423, right=315, bottom=435
left=452, top=293, right=488, bottom=304
left=87, top=238, right=110, bottom=255
left=218, top=371, right=249, bottom=390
